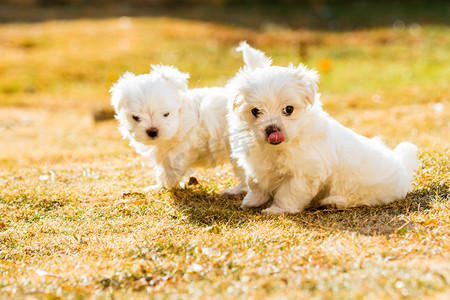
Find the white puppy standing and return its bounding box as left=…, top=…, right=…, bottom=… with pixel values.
left=228, top=42, right=419, bottom=214
left=110, top=65, right=247, bottom=195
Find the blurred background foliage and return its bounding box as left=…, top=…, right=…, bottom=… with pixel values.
left=0, top=0, right=448, bottom=113
left=1, top=0, right=449, bottom=30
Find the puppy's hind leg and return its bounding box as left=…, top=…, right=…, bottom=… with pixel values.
left=221, top=160, right=248, bottom=197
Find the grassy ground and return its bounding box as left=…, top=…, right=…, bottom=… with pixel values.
left=0, top=2, right=449, bottom=299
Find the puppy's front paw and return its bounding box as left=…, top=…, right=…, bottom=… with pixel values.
left=320, top=196, right=348, bottom=209
left=241, top=191, right=270, bottom=209
left=143, top=184, right=163, bottom=193
left=262, top=205, right=298, bottom=215
left=221, top=182, right=248, bottom=197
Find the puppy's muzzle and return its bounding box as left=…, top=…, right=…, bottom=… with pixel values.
left=146, top=127, right=159, bottom=139
left=265, top=125, right=284, bottom=145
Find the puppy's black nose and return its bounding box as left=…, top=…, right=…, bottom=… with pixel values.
left=146, top=128, right=158, bottom=138
left=265, top=125, right=280, bottom=137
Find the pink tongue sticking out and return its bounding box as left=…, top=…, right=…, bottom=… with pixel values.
left=268, top=131, right=284, bottom=144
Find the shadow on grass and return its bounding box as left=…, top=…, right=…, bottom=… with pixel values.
left=169, top=185, right=249, bottom=228
left=169, top=182, right=447, bottom=236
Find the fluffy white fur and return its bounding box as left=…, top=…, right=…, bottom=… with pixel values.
left=228, top=42, right=419, bottom=214
left=110, top=65, right=247, bottom=194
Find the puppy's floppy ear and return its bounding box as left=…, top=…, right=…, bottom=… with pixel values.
left=236, top=41, right=272, bottom=70
left=232, top=94, right=244, bottom=112
left=110, top=71, right=136, bottom=112
left=293, top=63, right=319, bottom=106
left=150, top=64, right=189, bottom=92
left=228, top=70, right=250, bottom=112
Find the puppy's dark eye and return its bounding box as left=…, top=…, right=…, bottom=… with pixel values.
left=132, top=115, right=140, bottom=122
left=283, top=106, right=294, bottom=116
left=251, top=108, right=261, bottom=117
left=163, top=112, right=170, bottom=117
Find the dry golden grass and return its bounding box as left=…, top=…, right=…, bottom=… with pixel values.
left=0, top=3, right=449, bottom=299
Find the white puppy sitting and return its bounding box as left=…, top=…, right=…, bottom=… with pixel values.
left=110, top=65, right=247, bottom=194
left=228, top=42, right=419, bottom=214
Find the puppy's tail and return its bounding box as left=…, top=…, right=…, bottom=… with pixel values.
left=393, top=142, right=419, bottom=183
left=236, top=41, right=272, bottom=70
